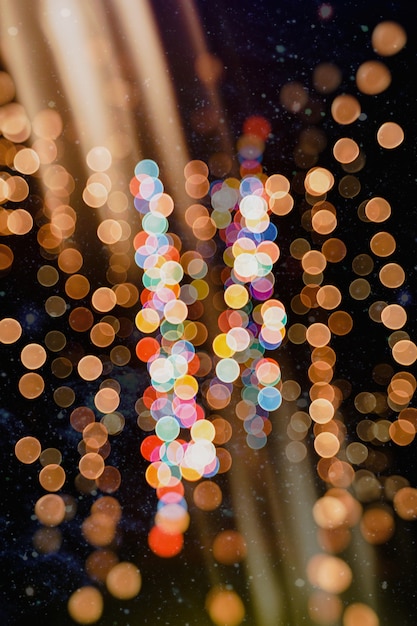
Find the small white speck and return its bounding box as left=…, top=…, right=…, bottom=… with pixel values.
left=8, top=26, right=18, bottom=36
left=60, top=8, right=71, bottom=17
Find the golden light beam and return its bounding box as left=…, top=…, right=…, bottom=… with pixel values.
left=40, top=0, right=137, bottom=159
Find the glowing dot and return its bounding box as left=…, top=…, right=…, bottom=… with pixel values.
left=305, top=167, right=334, bottom=196
left=155, top=502, right=190, bottom=534
left=313, top=496, right=347, bottom=529
left=372, top=21, right=407, bottom=56
left=18, top=372, right=45, bottom=399
left=35, top=493, right=66, bottom=527
left=279, top=81, right=309, bottom=113
left=86, top=146, right=112, bottom=172
left=164, top=299, right=188, bottom=324
left=39, top=448, right=62, bottom=467
left=311, top=554, right=352, bottom=594
left=85, top=550, right=119, bottom=584
left=77, top=355, right=103, bottom=381
left=65, top=274, right=90, bottom=300
left=309, top=398, right=335, bottom=424
left=0, top=317, right=22, bottom=343
left=314, top=432, right=340, bottom=458
left=356, top=60, right=391, bottom=95
left=243, top=115, right=271, bottom=140
left=360, top=507, right=395, bottom=544
left=97, top=219, right=122, bottom=245
left=174, top=374, right=198, bottom=400
left=331, top=94, right=361, bottom=124
left=224, top=284, right=249, bottom=309
left=346, top=442, right=368, bottom=465
left=308, top=591, right=343, bottom=625
left=302, top=250, right=327, bottom=275
left=216, top=358, right=240, bottom=383
left=20, top=343, right=47, bottom=369
left=83, top=182, right=108, bottom=208
left=392, top=339, right=417, bottom=366
left=212, top=530, right=247, bottom=564
left=155, top=416, right=181, bottom=442
left=393, top=487, right=417, bottom=520
left=333, top=137, right=360, bottom=164
left=39, top=463, right=66, bottom=492
left=322, top=238, right=347, bottom=263
left=343, top=602, right=380, bottom=626
left=379, top=262, right=405, bottom=288
left=0, top=244, right=14, bottom=271
left=318, top=4, right=333, bottom=20
left=193, top=481, right=222, bottom=511
left=82, top=423, right=109, bottom=456
left=15, top=436, right=41, bottom=464
left=79, top=453, right=105, bottom=480
left=313, top=62, right=342, bottom=94
left=311, top=208, right=337, bottom=235
left=257, top=387, right=282, bottom=411
left=256, top=359, right=281, bottom=386
left=58, top=248, right=83, bottom=274
left=316, top=285, right=341, bottom=310
left=306, top=323, right=331, bottom=348
left=380, top=304, right=407, bottom=330
left=349, top=278, right=370, bottom=301
left=32, top=108, right=63, bottom=139
left=377, top=121, right=404, bottom=149
left=205, top=586, right=245, bottom=626
left=328, top=311, right=353, bottom=336
left=191, top=420, right=215, bottom=442
left=106, top=562, right=142, bottom=600
left=82, top=512, right=117, bottom=547
left=67, top=587, right=103, bottom=625
left=148, top=525, right=183, bottom=557
left=365, top=197, right=391, bottom=223
left=94, top=387, right=120, bottom=414
left=240, top=194, right=267, bottom=220
left=7, top=209, right=33, bottom=235
left=91, top=287, right=117, bottom=312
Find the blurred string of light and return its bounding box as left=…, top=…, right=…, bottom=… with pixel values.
left=120, top=0, right=308, bottom=626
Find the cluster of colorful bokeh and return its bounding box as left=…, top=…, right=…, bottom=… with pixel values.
left=1, top=14, right=417, bottom=626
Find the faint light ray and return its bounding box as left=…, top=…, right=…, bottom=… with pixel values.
left=178, top=0, right=235, bottom=159
left=228, top=439, right=286, bottom=626
left=0, top=2, right=47, bottom=116
left=348, top=524, right=379, bottom=609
